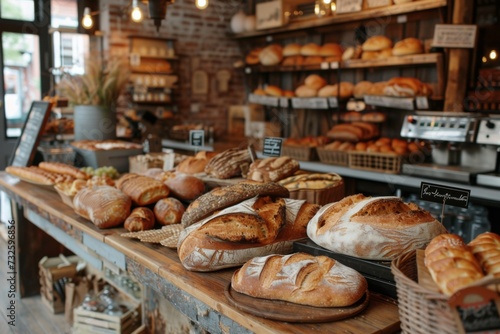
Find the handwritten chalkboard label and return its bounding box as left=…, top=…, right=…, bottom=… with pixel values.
left=420, top=182, right=470, bottom=208
left=262, top=137, right=282, bottom=157
left=336, top=0, right=363, bottom=14
left=449, top=286, right=500, bottom=334
left=10, top=101, right=52, bottom=167
left=432, top=24, right=477, bottom=48
left=189, top=130, right=205, bottom=147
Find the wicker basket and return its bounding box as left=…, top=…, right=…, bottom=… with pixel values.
left=348, top=151, right=404, bottom=174
left=282, top=145, right=318, bottom=161
left=288, top=179, right=345, bottom=205
left=316, top=147, right=349, bottom=166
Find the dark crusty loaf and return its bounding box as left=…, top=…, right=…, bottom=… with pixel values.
left=231, top=252, right=367, bottom=307
left=204, top=147, right=252, bottom=179
left=116, top=173, right=169, bottom=206
left=181, top=180, right=289, bottom=227
left=247, top=156, right=300, bottom=182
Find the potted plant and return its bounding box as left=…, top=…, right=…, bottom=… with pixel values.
left=56, top=56, right=130, bottom=141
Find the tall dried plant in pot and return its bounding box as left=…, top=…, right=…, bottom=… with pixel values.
left=56, top=56, right=131, bottom=141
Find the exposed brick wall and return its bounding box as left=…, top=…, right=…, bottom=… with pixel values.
left=100, top=0, right=246, bottom=138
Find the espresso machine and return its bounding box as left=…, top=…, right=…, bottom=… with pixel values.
left=400, top=112, right=497, bottom=184
left=476, top=115, right=500, bottom=188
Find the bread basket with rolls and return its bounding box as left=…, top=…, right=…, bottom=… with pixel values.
left=278, top=172, right=345, bottom=206
left=391, top=232, right=500, bottom=334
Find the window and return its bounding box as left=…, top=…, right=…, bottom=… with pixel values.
left=1, top=0, right=35, bottom=21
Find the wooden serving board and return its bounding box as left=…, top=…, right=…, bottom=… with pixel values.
left=224, top=284, right=370, bottom=323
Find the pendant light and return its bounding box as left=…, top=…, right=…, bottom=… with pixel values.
left=131, top=0, right=143, bottom=22
left=195, top=0, right=209, bottom=10
left=81, top=7, right=93, bottom=29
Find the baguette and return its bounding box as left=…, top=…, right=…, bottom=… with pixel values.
left=425, top=234, right=484, bottom=295
left=38, top=162, right=90, bottom=180
left=468, top=232, right=500, bottom=277
left=231, top=253, right=367, bottom=307
left=6, top=165, right=73, bottom=185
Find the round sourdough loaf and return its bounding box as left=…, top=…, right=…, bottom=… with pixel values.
left=307, top=194, right=447, bottom=260
left=259, top=44, right=283, bottom=66
left=392, top=37, right=423, bottom=56
left=362, top=35, right=393, bottom=51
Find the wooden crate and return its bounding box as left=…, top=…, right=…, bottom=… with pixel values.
left=72, top=301, right=141, bottom=334
left=39, top=255, right=81, bottom=314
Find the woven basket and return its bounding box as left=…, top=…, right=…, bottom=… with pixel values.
left=349, top=151, right=404, bottom=174
left=282, top=145, right=318, bottom=161
left=316, top=147, right=349, bottom=166
left=288, top=179, right=345, bottom=206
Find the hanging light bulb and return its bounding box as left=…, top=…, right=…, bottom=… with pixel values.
left=195, top=0, right=209, bottom=10
left=131, top=0, right=143, bottom=22
left=490, top=50, right=497, bottom=60
left=82, top=7, right=93, bottom=29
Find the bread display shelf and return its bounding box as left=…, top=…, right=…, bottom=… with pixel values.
left=231, top=0, right=447, bottom=39
left=364, top=95, right=425, bottom=110
left=282, top=145, right=318, bottom=161
left=248, top=94, right=340, bottom=109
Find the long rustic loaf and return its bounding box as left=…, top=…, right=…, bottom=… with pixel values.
left=116, top=173, right=169, bottom=206
left=231, top=252, right=367, bottom=307
left=38, top=161, right=89, bottom=180
left=73, top=185, right=131, bottom=229
left=247, top=156, right=299, bottom=183
left=178, top=197, right=320, bottom=271
left=204, top=147, right=252, bottom=179
left=424, top=234, right=484, bottom=295
left=181, top=180, right=289, bottom=227
left=307, top=194, right=447, bottom=260
left=469, top=232, right=500, bottom=277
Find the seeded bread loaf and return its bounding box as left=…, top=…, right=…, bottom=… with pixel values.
left=181, top=180, right=289, bottom=227
left=231, top=252, right=367, bottom=307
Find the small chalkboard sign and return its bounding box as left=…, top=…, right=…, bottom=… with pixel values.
left=419, top=182, right=470, bottom=208
left=449, top=285, right=500, bottom=334
left=189, top=130, right=205, bottom=147
left=262, top=137, right=282, bottom=157
left=9, top=101, right=52, bottom=167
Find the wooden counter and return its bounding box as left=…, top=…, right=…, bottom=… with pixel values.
left=0, top=172, right=401, bottom=333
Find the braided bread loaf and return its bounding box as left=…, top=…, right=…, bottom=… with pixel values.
left=469, top=232, right=500, bottom=277
left=424, top=234, right=484, bottom=296
left=231, top=252, right=367, bottom=307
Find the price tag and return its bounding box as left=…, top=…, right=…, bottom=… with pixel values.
left=320, top=62, right=329, bottom=70
left=419, top=182, right=470, bottom=208
left=449, top=286, right=500, bottom=333
left=364, top=95, right=414, bottom=110
left=397, top=15, right=408, bottom=23
left=416, top=96, right=429, bottom=110
left=279, top=97, right=289, bottom=108
left=330, top=61, right=339, bottom=69
left=262, top=137, right=283, bottom=157
left=336, top=0, right=363, bottom=14
left=328, top=97, right=339, bottom=108
left=189, top=130, right=205, bottom=147
left=291, top=97, right=329, bottom=109
left=432, top=24, right=478, bottom=48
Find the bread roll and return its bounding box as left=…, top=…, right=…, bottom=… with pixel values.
left=469, top=232, right=500, bottom=277
left=294, top=85, right=317, bottom=98
left=307, top=194, right=447, bottom=260
left=362, top=35, right=393, bottom=51
left=164, top=174, right=205, bottom=201
left=283, top=43, right=301, bottom=57
left=282, top=90, right=295, bottom=97
left=392, top=37, right=423, bottom=56
left=253, top=87, right=266, bottom=95
left=319, top=43, right=343, bottom=58
left=384, top=77, right=423, bottom=97
left=341, top=111, right=362, bottom=122
left=303, top=56, right=324, bottom=65
left=259, top=44, right=283, bottom=66
left=326, top=124, right=364, bottom=141
left=176, top=151, right=216, bottom=174
left=300, top=43, right=321, bottom=56
left=264, top=85, right=283, bottom=97
left=281, top=55, right=304, bottom=66
left=247, top=156, right=300, bottom=183
left=116, top=173, right=169, bottom=206
left=361, top=50, right=380, bottom=60
left=232, top=253, right=367, bottom=307
left=318, top=82, right=354, bottom=99
left=124, top=207, right=155, bottom=232
left=353, top=81, right=373, bottom=99
left=366, top=81, right=387, bottom=96
left=304, top=74, right=327, bottom=90
left=178, top=197, right=320, bottom=271
left=425, top=234, right=484, bottom=295
left=246, top=48, right=262, bottom=65
left=377, top=48, right=393, bottom=59
left=342, top=46, right=362, bottom=60
left=154, top=197, right=185, bottom=225
left=73, top=185, right=132, bottom=229
left=181, top=180, right=289, bottom=227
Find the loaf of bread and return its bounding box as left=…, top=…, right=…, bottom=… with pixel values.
left=318, top=82, right=354, bottom=99
left=303, top=56, right=324, bottom=65
left=300, top=43, right=321, bottom=56
left=264, top=85, right=283, bottom=97
left=73, top=185, right=132, bottom=228
left=294, top=85, right=317, bottom=98
left=154, top=197, right=185, bottom=225
left=247, top=156, right=299, bottom=183
left=362, top=35, right=393, bottom=51
left=281, top=55, right=304, bottom=66
left=425, top=234, right=484, bottom=295
left=231, top=252, right=367, bottom=307
left=124, top=207, right=156, bottom=232
left=283, top=43, right=301, bottom=57
left=204, top=147, right=252, bottom=179
left=38, top=162, right=89, bottom=180
left=469, top=232, right=500, bottom=277
left=115, top=173, right=169, bottom=206
left=245, top=48, right=262, bottom=65
left=176, top=151, right=216, bottom=174
left=164, top=174, right=205, bottom=201
left=278, top=172, right=343, bottom=190
left=342, top=46, right=362, bottom=60
left=353, top=81, right=374, bottom=99
left=178, top=196, right=320, bottom=271
left=181, top=180, right=289, bottom=227
left=259, top=44, right=283, bottom=66
left=307, top=194, right=447, bottom=260
left=392, top=37, right=423, bottom=56
left=6, top=166, right=73, bottom=185
left=384, top=77, right=424, bottom=97
left=319, top=43, right=343, bottom=58
left=304, top=74, right=327, bottom=90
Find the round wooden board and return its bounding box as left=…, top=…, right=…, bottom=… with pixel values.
left=224, top=284, right=370, bottom=323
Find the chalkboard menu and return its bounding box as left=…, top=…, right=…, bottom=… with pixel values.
left=9, top=101, right=52, bottom=167
left=262, top=137, right=283, bottom=157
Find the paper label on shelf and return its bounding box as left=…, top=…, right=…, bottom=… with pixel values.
left=432, top=24, right=478, bottom=48
left=364, top=95, right=414, bottom=110
left=330, top=61, right=339, bottom=69
left=248, top=94, right=280, bottom=107
left=279, top=97, right=289, bottom=108
left=328, top=97, right=339, bottom=108
left=291, top=97, right=329, bottom=109
left=366, top=0, right=392, bottom=8
left=416, top=96, right=429, bottom=110
left=262, top=137, right=283, bottom=157
left=397, top=15, right=408, bottom=23
left=320, top=62, right=329, bottom=70
left=336, top=0, right=363, bottom=14
left=419, top=182, right=470, bottom=208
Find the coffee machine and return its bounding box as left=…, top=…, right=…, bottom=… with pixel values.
left=476, top=116, right=500, bottom=188
left=400, top=112, right=497, bottom=183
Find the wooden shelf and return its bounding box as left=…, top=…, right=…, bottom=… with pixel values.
left=133, top=55, right=179, bottom=61
left=231, top=0, right=447, bottom=39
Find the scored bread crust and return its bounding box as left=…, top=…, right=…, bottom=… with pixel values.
left=247, top=156, right=299, bottom=183
left=181, top=180, right=289, bottom=227
left=307, top=194, right=447, bottom=260
left=231, top=253, right=367, bottom=307
left=116, top=173, right=170, bottom=206
left=38, top=162, right=90, bottom=180
left=468, top=232, right=500, bottom=277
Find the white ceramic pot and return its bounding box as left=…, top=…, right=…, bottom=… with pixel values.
left=230, top=10, right=246, bottom=34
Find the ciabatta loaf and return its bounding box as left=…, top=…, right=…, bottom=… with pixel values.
left=231, top=252, right=367, bottom=307
left=425, top=234, right=484, bottom=295
left=307, top=194, right=447, bottom=260
left=73, top=185, right=131, bottom=228
left=178, top=197, right=320, bottom=271
left=469, top=232, right=500, bottom=277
